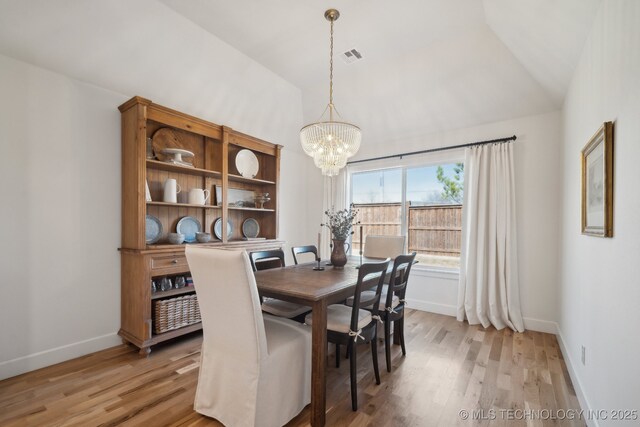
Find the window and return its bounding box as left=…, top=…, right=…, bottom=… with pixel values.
left=350, top=168, right=403, bottom=255
left=351, top=168, right=402, bottom=203
left=349, top=161, right=463, bottom=270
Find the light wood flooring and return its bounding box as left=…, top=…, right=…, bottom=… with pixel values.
left=0, top=310, right=583, bottom=426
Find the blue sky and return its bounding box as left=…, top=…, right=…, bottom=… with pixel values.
left=351, top=163, right=462, bottom=204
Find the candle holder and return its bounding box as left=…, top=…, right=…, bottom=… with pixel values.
left=355, top=225, right=363, bottom=269
left=313, top=257, right=325, bottom=271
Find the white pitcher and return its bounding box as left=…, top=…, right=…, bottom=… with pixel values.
left=188, top=188, right=211, bottom=205
left=163, top=178, right=181, bottom=203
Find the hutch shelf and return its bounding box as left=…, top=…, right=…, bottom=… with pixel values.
left=118, top=96, right=283, bottom=355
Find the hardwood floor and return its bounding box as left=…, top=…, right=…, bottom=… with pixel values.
left=0, top=310, right=583, bottom=426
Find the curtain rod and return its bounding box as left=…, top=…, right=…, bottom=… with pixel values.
left=347, top=135, right=517, bottom=165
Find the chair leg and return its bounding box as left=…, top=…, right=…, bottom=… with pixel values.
left=336, top=343, right=340, bottom=368
left=384, top=319, right=392, bottom=373
left=399, top=316, right=407, bottom=356
left=371, top=336, right=381, bottom=385
left=349, top=341, right=358, bottom=411
left=345, top=344, right=350, bottom=359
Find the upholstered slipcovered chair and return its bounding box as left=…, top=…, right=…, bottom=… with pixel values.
left=363, top=235, right=406, bottom=259
left=186, top=247, right=311, bottom=427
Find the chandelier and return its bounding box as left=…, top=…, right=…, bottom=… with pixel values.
left=300, top=9, right=361, bottom=176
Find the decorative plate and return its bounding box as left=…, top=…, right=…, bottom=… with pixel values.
left=176, top=216, right=202, bottom=243
left=213, top=218, right=233, bottom=240
left=145, top=215, right=163, bottom=244
left=242, top=218, right=260, bottom=238
left=235, top=149, right=259, bottom=178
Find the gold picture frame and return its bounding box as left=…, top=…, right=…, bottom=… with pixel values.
left=581, top=121, right=614, bottom=237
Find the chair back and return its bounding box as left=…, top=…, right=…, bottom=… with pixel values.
left=384, top=252, right=417, bottom=310
left=291, top=245, right=318, bottom=264
left=363, top=235, right=406, bottom=259
left=349, top=259, right=390, bottom=331
left=186, top=247, right=268, bottom=361
left=249, top=249, right=285, bottom=272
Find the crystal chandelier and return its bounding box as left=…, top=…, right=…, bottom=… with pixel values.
left=300, top=9, right=361, bottom=176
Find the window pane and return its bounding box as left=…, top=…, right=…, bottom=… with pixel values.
left=351, top=169, right=402, bottom=204
left=406, top=163, right=463, bottom=205
left=351, top=169, right=402, bottom=256
left=406, top=163, right=463, bottom=269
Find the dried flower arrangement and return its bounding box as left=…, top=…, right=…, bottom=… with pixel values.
left=323, top=204, right=360, bottom=240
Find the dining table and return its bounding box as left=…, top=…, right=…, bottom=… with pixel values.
left=254, top=255, right=395, bottom=427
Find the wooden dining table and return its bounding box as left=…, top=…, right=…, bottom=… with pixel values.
left=254, top=255, right=391, bottom=427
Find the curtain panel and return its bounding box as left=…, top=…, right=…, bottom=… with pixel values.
left=457, top=143, right=524, bottom=332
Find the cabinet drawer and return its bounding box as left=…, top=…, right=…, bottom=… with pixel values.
left=150, top=255, right=188, bottom=271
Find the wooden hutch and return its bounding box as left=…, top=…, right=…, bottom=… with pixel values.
left=118, top=96, right=284, bottom=355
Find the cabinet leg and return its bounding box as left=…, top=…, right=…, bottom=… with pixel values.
left=139, top=347, right=151, bottom=357
left=122, top=338, right=131, bottom=346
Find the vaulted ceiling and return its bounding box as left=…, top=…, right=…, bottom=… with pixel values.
left=161, top=0, right=601, bottom=145
left=0, top=0, right=602, bottom=149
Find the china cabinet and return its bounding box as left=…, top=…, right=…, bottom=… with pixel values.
left=118, top=96, right=283, bottom=355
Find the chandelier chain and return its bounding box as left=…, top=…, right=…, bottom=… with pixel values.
left=329, top=17, right=334, bottom=121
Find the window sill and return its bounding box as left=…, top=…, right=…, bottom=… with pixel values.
left=411, top=265, right=460, bottom=280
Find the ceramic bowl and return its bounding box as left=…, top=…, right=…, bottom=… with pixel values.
left=196, top=232, right=211, bottom=243
left=167, top=232, right=185, bottom=245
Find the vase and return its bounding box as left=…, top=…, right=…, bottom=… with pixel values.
left=330, top=239, right=349, bottom=268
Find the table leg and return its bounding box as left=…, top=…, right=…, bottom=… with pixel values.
left=310, top=299, right=327, bottom=427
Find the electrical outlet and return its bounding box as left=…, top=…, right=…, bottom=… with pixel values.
left=581, top=345, right=586, bottom=365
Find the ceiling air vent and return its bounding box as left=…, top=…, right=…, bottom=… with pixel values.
left=341, top=48, right=363, bottom=64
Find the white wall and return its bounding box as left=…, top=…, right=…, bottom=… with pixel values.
left=0, top=1, right=319, bottom=379
left=559, top=1, right=640, bottom=424
left=349, top=111, right=563, bottom=333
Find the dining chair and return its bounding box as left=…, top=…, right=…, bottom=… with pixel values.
left=185, top=247, right=311, bottom=427
left=305, top=258, right=390, bottom=411
left=362, top=235, right=406, bottom=286
left=363, top=235, right=406, bottom=259
left=249, top=249, right=310, bottom=320
left=373, top=252, right=417, bottom=372
left=291, top=245, right=318, bottom=265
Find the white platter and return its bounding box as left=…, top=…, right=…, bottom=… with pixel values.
left=235, top=149, right=259, bottom=178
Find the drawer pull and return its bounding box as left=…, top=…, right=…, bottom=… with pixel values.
left=172, top=259, right=178, bottom=264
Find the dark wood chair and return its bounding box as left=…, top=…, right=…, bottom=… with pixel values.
left=248, top=249, right=311, bottom=321
left=376, top=252, right=417, bottom=372
left=249, top=249, right=286, bottom=271
left=291, top=245, right=318, bottom=265
left=305, top=258, right=390, bottom=411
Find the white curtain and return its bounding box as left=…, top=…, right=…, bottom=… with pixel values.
left=457, top=143, right=524, bottom=332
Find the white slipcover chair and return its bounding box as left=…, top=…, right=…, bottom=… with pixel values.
left=185, top=246, right=311, bottom=427
left=358, top=235, right=405, bottom=289
left=363, top=235, right=406, bottom=259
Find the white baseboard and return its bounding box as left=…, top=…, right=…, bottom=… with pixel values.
left=407, top=298, right=457, bottom=317
left=522, top=317, right=557, bottom=334
left=0, top=332, right=121, bottom=381
left=407, top=300, right=557, bottom=335
left=554, top=324, right=598, bottom=427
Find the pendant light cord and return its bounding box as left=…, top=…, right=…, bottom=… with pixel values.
left=329, top=17, right=334, bottom=121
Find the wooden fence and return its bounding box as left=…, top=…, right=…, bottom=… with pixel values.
left=352, top=203, right=462, bottom=257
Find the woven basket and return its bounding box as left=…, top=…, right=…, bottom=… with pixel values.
left=153, top=293, right=201, bottom=334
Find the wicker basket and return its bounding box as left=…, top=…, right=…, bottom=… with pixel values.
left=153, top=293, right=201, bottom=334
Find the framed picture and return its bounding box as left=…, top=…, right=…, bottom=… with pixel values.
left=213, top=185, right=256, bottom=207
left=581, top=121, right=614, bottom=237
